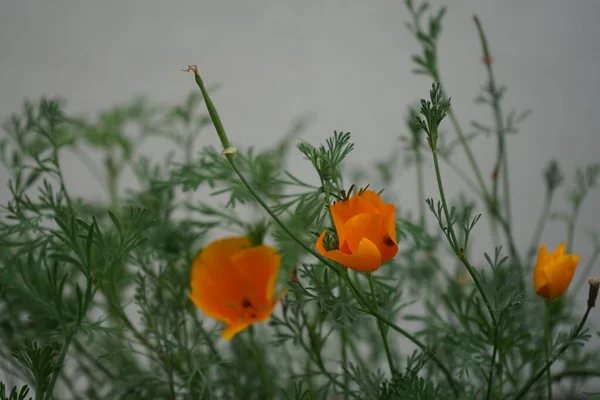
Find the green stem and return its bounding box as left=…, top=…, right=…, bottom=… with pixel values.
left=566, top=204, right=581, bottom=254
left=248, top=330, right=273, bottom=400
left=552, top=368, right=600, bottom=382
left=485, top=318, right=500, bottom=400
left=445, top=104, right=490, bottom=200
left=514, top=306, right=592, bottom=400
left=431, top=149, right=459, bottom=249
left=44, top=333, right=74, bottom=400
left=368, top=274, right=395, bottom=375
left=574, top=245, right=600, bottom=294
left=544, top=301, right=553, bottom=400
left=526, top=198, right=552, bottom=266
left=340, top=285, right=350, bottom=399
left=189, top=68, right=459, bottom=398
left=473, top=16, right=512, bottom=229
left=432, top=147, right=497, bottom=325
left=414, top=143, right=427, bottom=228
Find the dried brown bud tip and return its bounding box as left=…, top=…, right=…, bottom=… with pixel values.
left=588, top=277, right=600, bottom=308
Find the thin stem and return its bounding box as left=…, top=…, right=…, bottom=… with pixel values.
left=368, top=273, right=395, bottom=375
left=432, top=147, right=497, bottom=325
left=544, top=301, right=553, bottom=400
left=423, top=143, right=482, bottom=196
left=566, top=204, right=581, bottom=254
left=248, top=331, right=273, bottom=400
left=574, top=245, right=600, bottom=294
left=44, top=333, right=74, bottom=400
left=431, top=148, right=459, bottom=249
left=414, top=143, right=427, bottom=227
left=526, top=197, right=552, bottom=266
left=473, top=15, right=512, bottom=229
left=485, top=318, right=500, bottom=400
left=552, top=368, right=600, bottom=382
left=339, top=284, right=350, bottom=399
left=356, top=303, right=458, bottom=396
left=514, top=306, right=592, bottom=400
left=445, top=100, right=490, bottom=200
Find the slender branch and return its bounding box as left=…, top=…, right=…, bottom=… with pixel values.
left=248, top=331, right=273, bottom=400
left=526, top=197, right=552, bottom=266
left=514, top=306, right=592, bottom=400
left=443, top=99, right=490, bottom=201
left=544, top=301, right=553, bottom=400
left=44, top=333, right=74, bottom=400
left=552, top=368, right=600, bottom=382
left=485, top=317, right=501, bottom=400
left=368, top=273, right=395, bottom=374
left=574, top=245, right=600, bottom=294
left=432, top=146, right=497, bottom=325
left=473, top=15, right=512, bottom=229
left=414, top=142, right=427, bottom=227
left=566, top=204, right=581, bottom=254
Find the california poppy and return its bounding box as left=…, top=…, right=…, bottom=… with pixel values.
left=190, top=236, right=285, bottom=339
left=533, top=242, right=579, bottom=300
left=316, top=189, right=398, bottom=272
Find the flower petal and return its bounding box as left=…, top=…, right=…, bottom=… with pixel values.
left=231, top=245, right=281, bottom=305
left=533, top=261, right=550, bottom=298
left=545, top=255, right=579, bottom=299
left=221, top=323, right=250, bottom=340
left=535, top=244, right=550, bottom=269
left=551, top=242, right=566, bottom=259
left=316, top=231, right=382, bottom=272
left=190, top=237, right=252, bottom=323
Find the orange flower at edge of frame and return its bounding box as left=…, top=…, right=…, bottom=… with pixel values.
left=533, top=242, right=579, bottom=300
left=316, top=189, right=398, bottom=272
left=189, top=236, right=286, bottom=339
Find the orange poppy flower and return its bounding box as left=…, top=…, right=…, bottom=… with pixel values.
left=533, top=242, right=579, bottom=300
left=190, top=236, right=285, bottom=339
left=316, top=189, right=398, bottom=272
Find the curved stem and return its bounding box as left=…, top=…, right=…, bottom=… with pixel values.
left=445, top=107, right=489, bottom=200
left=248, top=330, right=273, bottom=400
left=44, top=333, right=73, bottom=400
left=544, top=301, right=553, bottom=400
left=574, top=245, right=600, bottom=294
left=414, top=144, right=427, bottom=228
left=566, top=204, right=581, bottom=254
left=514, top=306, right=592, bottom=400
left=526, top=197, right=552, bottom=266
left=368, top=273, right=395, bottom=374
left=485, top=318, right=500, bottom=400
left=432, top=147, right=497, bottom=325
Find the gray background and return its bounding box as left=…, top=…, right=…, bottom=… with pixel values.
left=1, top=0, right=599, bottom=396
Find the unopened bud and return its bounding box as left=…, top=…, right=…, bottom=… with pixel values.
left=588, top=277, right=599, bottom=308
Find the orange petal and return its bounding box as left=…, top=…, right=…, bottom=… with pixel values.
left=544, top=255, right=579, bottom=299
left=533, top=260, right=550, bottom=299
left=343, top=213, right=382, bottom=254
left=221, top=323, right=250, bottom=340
left=535, top=244, right=550, bottom=270
left=331, top=193, right=379, bottom=244
left=343, top=212, right=398, bottom=264
left=190, top=237, right=252, bottom=322
left=316, top=231, right=381, bottom=272
left=231, top=245, right=281, bottom=305
left=551, top=242, right=566, bottom=258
